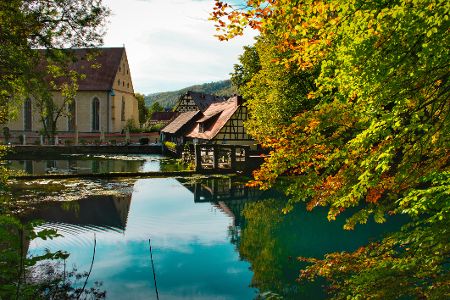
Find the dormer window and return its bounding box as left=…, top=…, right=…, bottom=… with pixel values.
left=199, top=123, right=205, bottom=133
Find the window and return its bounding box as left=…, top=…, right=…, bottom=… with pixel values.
left=118, top=79, right=121, bottom=86
left=92, top=98, right=100, bottom=131
left=122, top=81, right=125, bottom=87
left=24, top=98, right=32, bottom=131
left=68, top=100, right=76, bottom=131
left=127, top=83, right=129, bottom=88
left=199, top=123, right=205, bottom=133
left=121, top=96, right=126, bottom=121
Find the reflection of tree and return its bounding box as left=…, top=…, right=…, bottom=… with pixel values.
left=238, top=199, right=302, bottom=298
left=159, top=159, right=186, bottom=172
left=238, top=198, right=404, bottom=299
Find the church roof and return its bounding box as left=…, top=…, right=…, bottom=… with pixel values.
left=38, top=47, right=125, bottom=91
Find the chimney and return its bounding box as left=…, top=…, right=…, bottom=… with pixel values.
left=236, top=95, right=244, bottom=106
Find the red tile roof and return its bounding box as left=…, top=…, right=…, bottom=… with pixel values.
left=161, top=110, right=201, bottom=134
left=38, top=47, right=124, bottom=91
left=186, top=96, right=239, bottom=140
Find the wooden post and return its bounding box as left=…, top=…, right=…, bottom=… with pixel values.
left=212, top=144, right=219, bottom=170
left=230, top=145, right=236, bottom=170
left=244, top=145, right=250, bottom=171
left=195, top=144, right=202, bottom=172
left=212, top=178, right=218, bottom=201
left=194, top=182, right=201, bottom=202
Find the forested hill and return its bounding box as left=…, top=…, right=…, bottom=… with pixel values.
left=144, top=80, right=236, bottom=109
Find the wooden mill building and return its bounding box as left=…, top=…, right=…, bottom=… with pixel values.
left=161, top=92, right=255, bottom=151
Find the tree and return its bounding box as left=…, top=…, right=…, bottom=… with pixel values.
left=0, top=0, right=110, bottom=140
left=149, top=101, right=164, bottom=114
left=230, top=45, right=261, bottom=91
left=212, top=0, right=449, bottom=298
left=0, top=0, right=110, bottom=297
left=135, top=93, right=148, bottom=125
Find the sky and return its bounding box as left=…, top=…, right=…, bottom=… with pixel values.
left=102, top=0, right=257, bottom=95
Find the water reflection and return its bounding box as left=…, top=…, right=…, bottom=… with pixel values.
left=7, top=155, right=184, bottom=175
left=22, top=195, right=131, bottom=232
left=27, top=178, right=259, bottom=300
left=24, top=177, right=403, bottom=299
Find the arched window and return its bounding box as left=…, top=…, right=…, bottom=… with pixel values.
left=68, top=100, right=76, bottom=131
left=92, top=98, right=100, bottom=131
left=24, top=98, right=32, bottom=131
left=121, top=96, right=126, bottom=121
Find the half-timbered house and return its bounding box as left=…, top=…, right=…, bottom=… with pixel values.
left=146, top=111, right=178, bottom=127
left=161, top=92, right=255, bottom=152
left=186, top=95, right=253, bottom=147
left=174, top=91, right=227, bottom=112
left=160, top=110, right=201, bottom=146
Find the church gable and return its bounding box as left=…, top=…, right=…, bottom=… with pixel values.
left=112, top=51, right=134, bottom=94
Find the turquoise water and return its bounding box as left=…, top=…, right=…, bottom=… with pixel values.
left=27, top=178, right=257, bottom=299
left=25, top=177, right=404, bottom=299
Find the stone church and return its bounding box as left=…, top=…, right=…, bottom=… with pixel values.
left=4, top=47, right=139, bottom=136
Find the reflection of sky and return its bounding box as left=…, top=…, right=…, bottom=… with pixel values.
left=29, top=178, right=256, bottom=300
left=8, top=154, right=182, bottom=175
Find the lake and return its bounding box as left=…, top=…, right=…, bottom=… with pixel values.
left=12, top=155, right=403, bottom=299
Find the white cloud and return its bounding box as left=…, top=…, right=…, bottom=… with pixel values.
left=103, top=0, right=257, bottom=94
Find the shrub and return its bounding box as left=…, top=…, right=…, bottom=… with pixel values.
left=124, top=119, right=141, bottom=133
left=164, top=141, right=177, bottom=150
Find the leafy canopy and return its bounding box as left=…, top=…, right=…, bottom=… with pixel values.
left=213, top=0, right=449, bottom=298
left=0, top=0, right=110, bottom=137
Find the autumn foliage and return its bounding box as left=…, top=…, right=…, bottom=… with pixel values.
left=213, top=0, right=449, bottom=298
